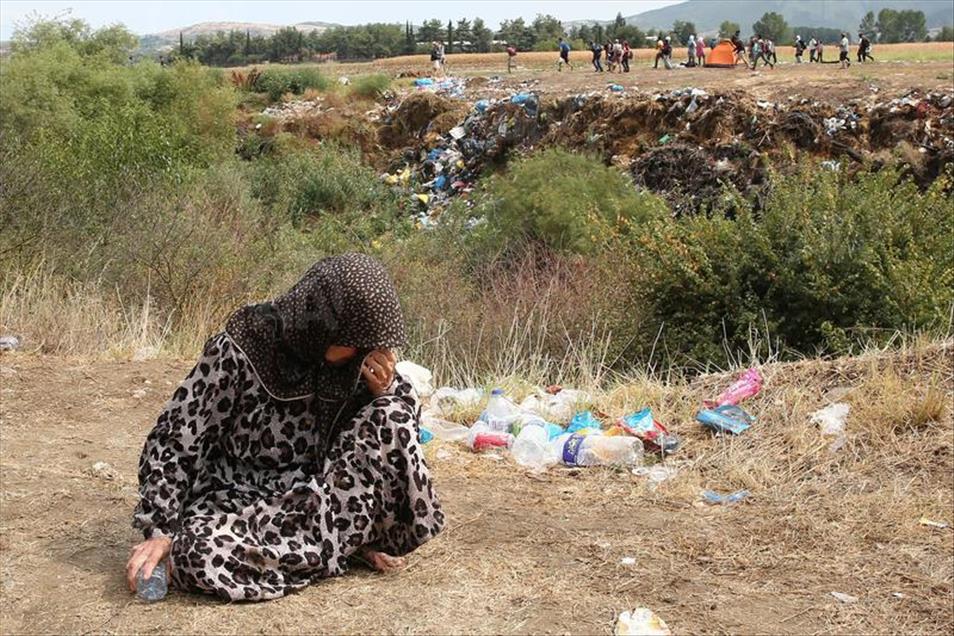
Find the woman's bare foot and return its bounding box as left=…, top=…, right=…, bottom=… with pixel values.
left=358, top=547, right=406, bottom=573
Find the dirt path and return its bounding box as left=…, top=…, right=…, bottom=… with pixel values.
left=1, top=353, right=951, bottom=634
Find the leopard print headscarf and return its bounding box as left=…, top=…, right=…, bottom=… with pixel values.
left=225, top=253, right=407, bottom=401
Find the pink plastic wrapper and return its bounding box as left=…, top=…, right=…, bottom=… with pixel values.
left=705, top=368, right=763, bottom=407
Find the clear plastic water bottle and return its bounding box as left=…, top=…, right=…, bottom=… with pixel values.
left=136, top=563, right=168, bottom=602
left=510, top=421, right=551, bottom=469
left=551, top=433, right=644, bottom=467
left=479, top=389, right=518, bottom=432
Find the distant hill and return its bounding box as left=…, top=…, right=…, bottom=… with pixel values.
left=624, top=0, right=954, bottom=34
left=139, top=20, right=339, bottom=54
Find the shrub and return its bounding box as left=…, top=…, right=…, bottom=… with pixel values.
left=250, top=143, right=407, bottom=237
left=349, top=73, right=391, bottom=100
left=461, top=148, right=668, bottom=257
left=630, top=167, right=954, bottom=367
left=252, top=67, right=329, bottom=101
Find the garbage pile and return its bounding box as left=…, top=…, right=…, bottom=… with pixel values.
left=260, top=97, right=325, bottom=122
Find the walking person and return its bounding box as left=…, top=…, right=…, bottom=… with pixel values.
left=839, top=32, right=851, bottom=68
left=622, top=40, right=632, bottom=72
left=857, top=32, right=874, bottom=62
left=815, top=38, right=824, bottom=63
left=696, top=35, right=705, bottom=66
left=808, top=36, right=817, bottom=62
left=687, top=34, right=696, bottom=67
left=591, top=40, right=604, bottom=72
left=653, top=35, right=664, bottom=68
left=506, top=43, right=517, bottom=73
left=127, top=253, right=444, bottom=602
left=794, top=34, right=806, bottom=63
left=731, top=31, right=748, bottom=67
left=612, top=39, right=623, bottom=72
left=558, top=37, right=573, bottom=71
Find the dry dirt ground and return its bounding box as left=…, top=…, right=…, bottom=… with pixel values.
left=1, top=344, right=952, bottom=634
left=331, top=45, right=954, bottom=104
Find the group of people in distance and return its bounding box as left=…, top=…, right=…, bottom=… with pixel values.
left=588, top=38, right=634, bottom=72
left=502, top=30, right=879, bottom=74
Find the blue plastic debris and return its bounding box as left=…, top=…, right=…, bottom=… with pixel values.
left=696, top=405, right=754, bottom=435
left=510, top=92, right=533, bottom=104
left=414, top=78, right=434, bottom=87
left=475, top=99, right=490, bottom=113
left=420, top=428, right=434, bottom=444
left=701, top=489, right=750, bottom=505
left=567, top=411, right=601, bottom=434
left=609, top=84, right=625, bottom=92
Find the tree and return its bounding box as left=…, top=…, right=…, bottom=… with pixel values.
left=672, top=20, right=696, bottom=45
left=531, top=14, right=564, bottom=41
left=752, top=11, right=789, bottom=43
left=446, top=20, right=453, bottom=52
left=936, top=25, right=954, bottom=42
left=497, top=18, right=534, bottom=50
left=472, top=17, right=492, bottom=52
left=417, top=19, right=443, bottom=43
left=404, top=22, right=415, bottom=54
left=719, top=20, right=740, bottom=39
left=609, top=12, right=626, bottom=37
left=455, top=18, right=472, bottom=49
left=859, top=11, right=876, bottom=36
left=877, top=9, right=926, bottom=43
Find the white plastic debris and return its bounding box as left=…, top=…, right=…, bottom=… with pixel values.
left=615, top=608, right=672, bottom=636
left=338, top=76, right=350, bottom=85
left=0, top=336, right=21, bottom=351
left=830, top=591, right=859, bottom=604
left=812, top=403, right=850, bottom=436
left=131, top=389, right=148, bottom=399
left=421, top=414, right=470, bottom=442
left=395, top=360, right=434, bottom=398
left=90, top=461, right=119, bottom=481
left=429, top=387, right=483, bottom=416
left=449, top=125, right=466, bottom=140
left=620, top=557, right=637, bottom=566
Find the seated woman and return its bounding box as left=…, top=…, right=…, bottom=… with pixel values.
left=126, top=253, right=444, bottom=601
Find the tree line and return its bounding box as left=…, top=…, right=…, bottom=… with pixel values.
left=171, top=8, right=945, bottom=66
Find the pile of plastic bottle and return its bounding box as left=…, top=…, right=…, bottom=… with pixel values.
left=418, top=381, right=680, bottom=472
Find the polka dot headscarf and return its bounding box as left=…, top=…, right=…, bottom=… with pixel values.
left=226, top=253, right=407, bottom=401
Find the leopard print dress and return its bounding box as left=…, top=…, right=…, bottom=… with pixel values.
left=133, top=333, right=444, bottom=601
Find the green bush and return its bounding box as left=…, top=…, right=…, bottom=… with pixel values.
left=252, top=67, right=329, bottom=101
left=631, top=167, right=954, bottom=366
left=250, top=143, right=407, bottom=238
left=462, top=148, right=668, bottom=256
left=349, top=73, right=391, bottom=100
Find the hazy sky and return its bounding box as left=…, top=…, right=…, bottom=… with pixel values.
left=0, top=1, right=684, bottom=38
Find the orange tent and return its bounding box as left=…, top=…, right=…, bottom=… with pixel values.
left=705, top=39, right=737, bottom=68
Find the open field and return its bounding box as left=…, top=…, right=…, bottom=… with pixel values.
left=1, top=341, right=952, bottom=634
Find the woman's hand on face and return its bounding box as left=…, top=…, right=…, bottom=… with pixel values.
left=362, top=349, right=397, bottom=397
left=126, top=536, right=172, bottom=592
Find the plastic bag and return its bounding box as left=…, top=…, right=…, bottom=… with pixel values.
left=567, top=411, right=602, bottom=434
left=395, top=360, right=434, bottom=398
left=706, top=367, right=762, bottom=407
left=618, top=408, right=681, bottom=454
left=811, top=403, right=849, bottom=436
left=696, top=405, right=754, bottom=435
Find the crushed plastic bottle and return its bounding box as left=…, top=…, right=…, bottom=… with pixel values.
left=553, top=433, right=644, bottom=467
left=136, top=563, right=168, bottom=602
left=706, top=368, right=763, bottom=407
left=510, top=421, right=552, bottom=470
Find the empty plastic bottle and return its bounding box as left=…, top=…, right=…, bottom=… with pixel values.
left=551, top=433, right=644, bottom=467
left=467, top=421, right=514, bottom=452
left=136, top=563, right=168, bottom=602
left=511, top=421, right=551, bottom=469
left=479, top=388, right=519, bottom=432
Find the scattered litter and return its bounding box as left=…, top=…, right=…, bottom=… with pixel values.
left=429, top=387, right=483, bottom=416
left=696, top=405, right=754, bottom=435
left=617, top=408, right=681, bottom=454
left=567, top=410, right=602, bottom=434
left=338, top=76, right=350, bottom=85
left=615, top=608, right=672, bottom=636
left=422, top=416, right=471, bottom=442
left=131, top=389, right=147, bottom=399
left=658, top=133, right=672, bottom=144
left=448, top=125, right=466, bottom=140
left=892, top=592, right=905, bottom=599
left=419, top=428, right=434, bottom=444
left=90, top=461, right=119, bottom=481
left=261, top=97, right=323, bottom=122
left=436, top=448, right=453, bottom=460
left=830, top=591, right=859, bottom=604
left=620, top=557, right=637, bottom=566
left=812, top=403, right=849, bottom=436
left=395, top=360, right=434, bottom=397
left=918, top=517, right=950, bottom=529
left=706, top=367, right=762, bottom=407
left=608, top=84, right=625, bottom=93
left=820, top=160, right=841, bottom=171
left=702, top=489, right=750, bottom=505
left=0, top=336, right=21, bottom=351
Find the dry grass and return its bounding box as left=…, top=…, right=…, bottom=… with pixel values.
left=1, top=337, right=951, bottom=634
